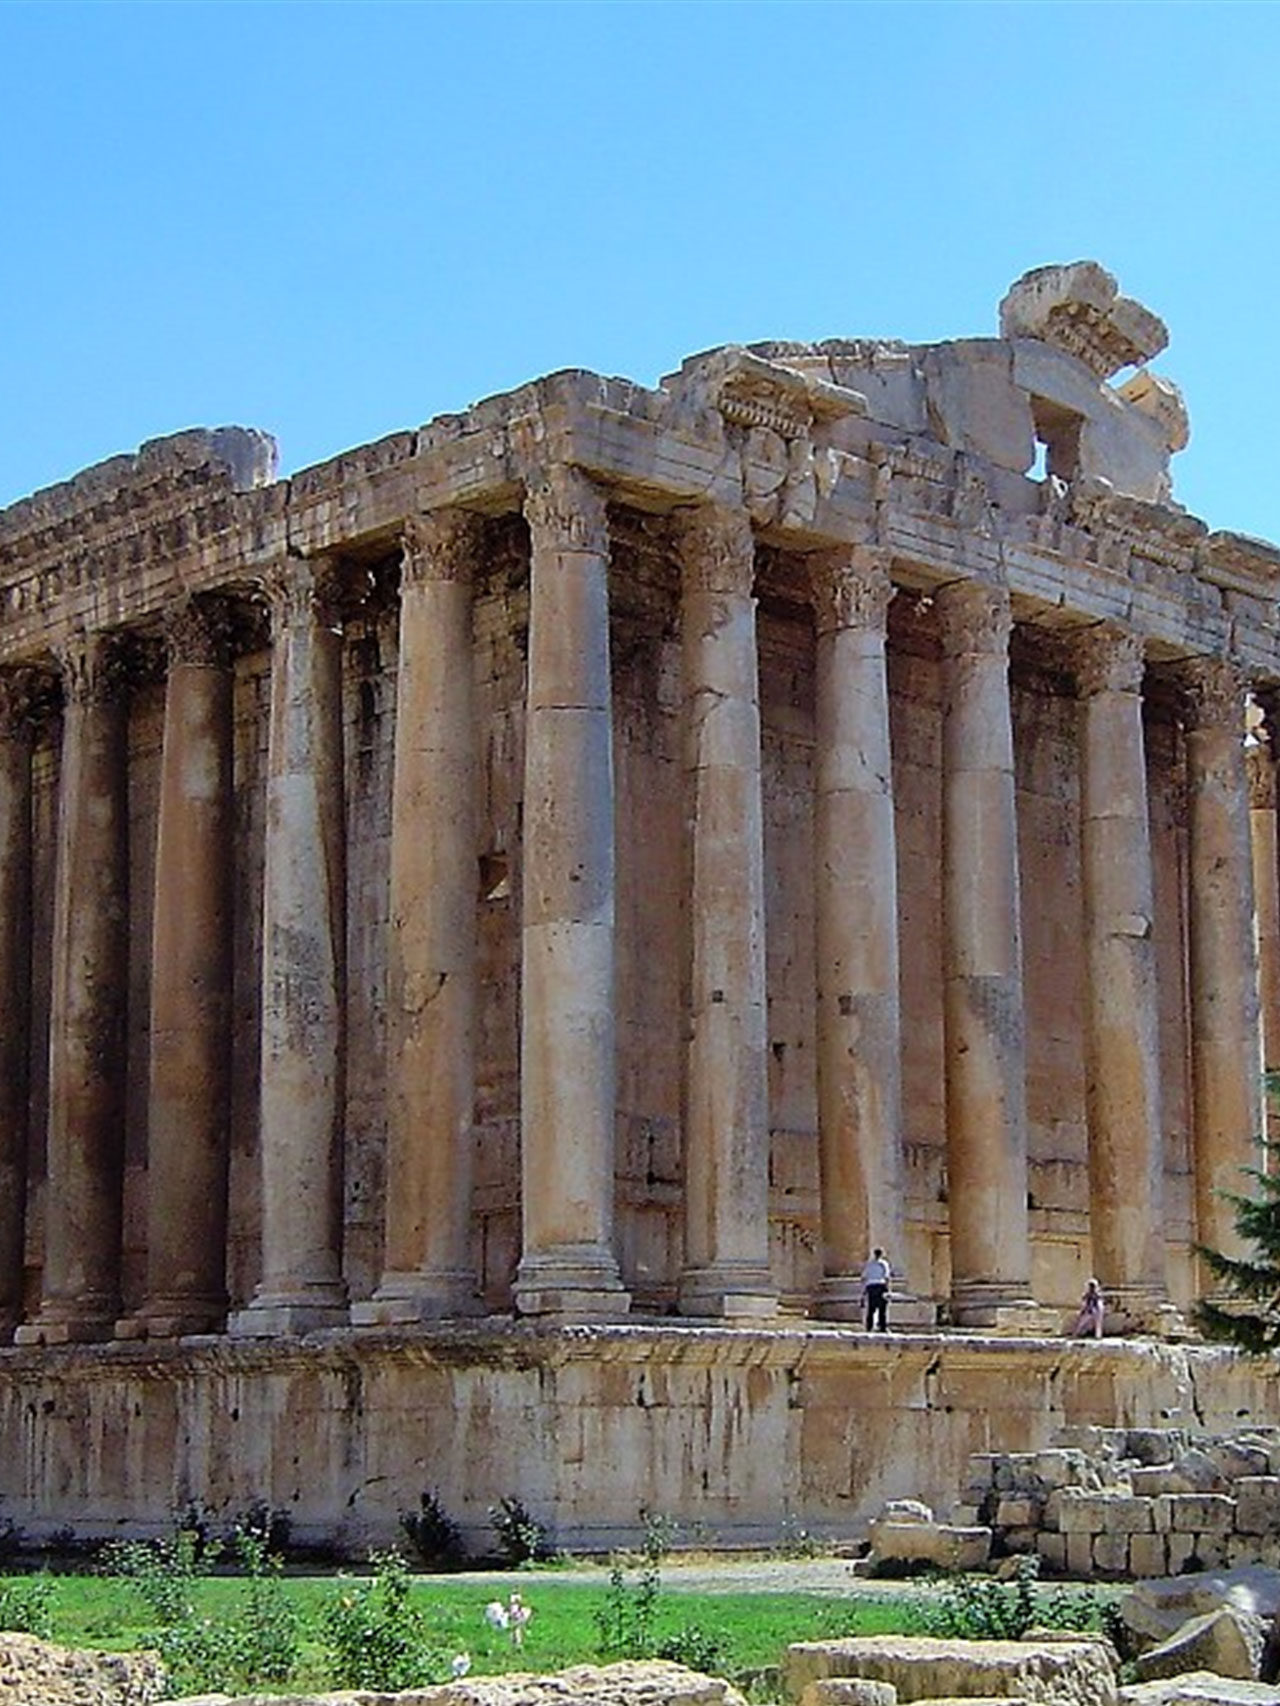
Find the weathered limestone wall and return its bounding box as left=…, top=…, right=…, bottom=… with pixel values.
left=0, top=1330, right=1269, bottom=1555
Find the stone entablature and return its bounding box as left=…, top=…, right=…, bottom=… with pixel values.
left=2, top=261, right=1280, bottom=1347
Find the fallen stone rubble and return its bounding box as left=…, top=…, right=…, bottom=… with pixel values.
left=866, top=1425, right=1280, bottom=1582
left=0, top=1630, right=164, bottom=1705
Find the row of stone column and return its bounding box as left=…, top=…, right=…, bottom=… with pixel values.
left=0, top=469, right=1265, bottom=1338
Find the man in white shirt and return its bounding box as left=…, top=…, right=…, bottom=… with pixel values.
left=862, top=1247, right=891, bottom=1331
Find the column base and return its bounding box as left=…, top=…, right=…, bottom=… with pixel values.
left=514, top=1244, right=631, bottom=1320
left=115, top=1299, right=227, bottom=1340
left=228, top=1281, right=348, bottom=1339
left=1104, top=1289, right=1189, bottom=1339
left=13, top=1310, right=119, bottom=1346
left=948, top=1281, right=1059, bottom=1334
left=814, top=1276, right=938, bottom=1328
left=351, top=1270, right=484, bottom=1326
left=678, top=1264, right=778, bottom=1321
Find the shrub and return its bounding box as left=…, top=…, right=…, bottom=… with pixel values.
left=657, top=1623, right=727, bottom=1673
left=489, top=1496, right=555, bottom=1567
left=99, top=1528, right=208, bottom=1625
left=323, top=1549, right=443, bottom=1691
left=0, top=1574, right=54, bottom=1640
left=400, top=1489, right=465, bottom=1568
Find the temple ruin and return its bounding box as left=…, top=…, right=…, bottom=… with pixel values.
left=1, top=261, right=1279, bottom=1552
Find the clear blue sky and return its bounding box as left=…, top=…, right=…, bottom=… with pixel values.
left=2, top=2, right=1278, bottom=542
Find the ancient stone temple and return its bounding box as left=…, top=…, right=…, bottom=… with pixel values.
left=1, top=261, right=1278, bottom=1553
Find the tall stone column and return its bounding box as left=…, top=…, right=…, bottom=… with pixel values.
left=1071, top=625, right=1171, bottom=1327
left=16, top=635, right=129, bottom=1344
left=936, top=579, right=1038, bottom=1327
left=355, top=511, right=483, bottom=1324
left=230, top=558, right=349, bottom=1336
left=514, top=466, right=629, bottom=1318
left=676, top=502, right=776, bottom=1318
left=121, top=598, right=235, bottom=1337
left=1250, top=691, right=1280, bottom=1127
left=0, top=670, right=40, bottom=1339
left=809, top=546, right=908, bottom=1320
left=1178, top=659, right=1263, bottom=1282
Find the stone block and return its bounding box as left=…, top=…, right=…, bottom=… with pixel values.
left=869, top=1520, right=991, bottom=1573
left=1001, top=1526, right=1039, bottom=1556
left=1131, top=1467, right=1181, bottom=1498
left=1158, top=1495, right=1235, bottom=1534
left=1094, top=1534, right=1131, bottom=1578
left=1067, top=1533, right=1094, bottom=1577
left=1034, top=1449, right=1089, bottom=1489
left=996, top=1496, right=1041, bottom=1528
left=1118, top=1676, right=1280, bottom=1705
left=1195, top=1534, right=1229, bottom=1571
left=801, top=1683, right=898, bottom=1706
left=1167, top=1535, right=1197, bottom=1575
left=1208, top=1441, right=1272, bottom=1483
left=1129, top=1533, right=1169, bottom=1579
left=1234, top=1477, right=1280, bottom=1535
left=1037, top=1531, right=1068, bottom=1573
left=1057, top=1490, right=1152, bottom=1535
left=783, top=1636, right=1116, bottom=1706
left=1132, top=1606, right=1266, bottom=1683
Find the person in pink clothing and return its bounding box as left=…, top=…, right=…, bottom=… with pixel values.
left=1071, top=1276, right=1105, bottom=1338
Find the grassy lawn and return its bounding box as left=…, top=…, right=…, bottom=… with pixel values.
left=0, top=1561, right=1109, bottom=1698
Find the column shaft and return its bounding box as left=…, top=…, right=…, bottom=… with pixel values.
left=677, top=503, right=776, bottom=1318
left=16, top=637, right=129, bottom=1343
left=124, top=599, right=234, bottom=1336
left=1250, top=693, right=1280, bottom=1126
left=1180, top=660, right=1263, bottom=1282
left=357, top=511, right=482, bottom=1323
left=810, top=547, right=907, bottom=1319
left=937, top=580, right=1036, bottom=1325
left=0, top=672, right=38, bottom=1338
left=1072, top=626, right=1169, bottom=1324
left=231, top=559, right=348, bottom=1335
left=515, top=467, right=628, bottom=1317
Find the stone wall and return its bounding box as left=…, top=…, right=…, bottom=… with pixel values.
left=0, top=1330, right=1270, bottom=1556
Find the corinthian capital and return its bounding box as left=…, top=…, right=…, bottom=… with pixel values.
left=165, top=595, right=235, bottom=668
left=523, top=466, right=609, bottom=557
left=675, top=502, right=756, bottom=598
left=1067, top=624, right=1146, bottom=699
left=263, top=555, right=345, bottom=636
left=809, top=545, right=893, bottom=638
left=57, top=633, right=128, bottom=707
left=401, top=509, right=482, bottom=588
left=0, top=666, right=53, bottom=738
left=935, top=579, right=1012, bottom=660
left=1174, top=657, right=1246, bottom=733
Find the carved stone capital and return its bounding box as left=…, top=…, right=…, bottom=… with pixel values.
left=935, top=579, right=1012, bottom=660
left=165, top=595, right=235, bottom=668
left=1174, top=657, right=1247, bottom=733
left=523, top=466, right=609, bottom=557
left=1067, top=624, right=1146, bottom=699
left=809, top=546, right=894, bottom=637
left=1248, top=744, right=1277, bottom=810
left=675, top=502, right=756, bottom=598
left=264, top=556, right=345, bottom=636
left=0, top=666, right=51, bottom=738
left=401, top=509, right=482, bottom=588
left=57, top=633, right=129, bottom=707
left=1254, top=686, right=1280, bottom=750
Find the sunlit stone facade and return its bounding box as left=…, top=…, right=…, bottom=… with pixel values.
left=2, top=264, right=1279, bottom=1549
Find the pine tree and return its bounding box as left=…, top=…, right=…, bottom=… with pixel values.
left=1194, top=1137, right=1280, bottom=1354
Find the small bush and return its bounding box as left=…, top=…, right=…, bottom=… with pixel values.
left=224, top=1527, right=301, bottom=1683
left=232, top=1500, right=292, bottom=1556
left=489, top=1496, right=554, bottom=1567
left=99, top=1528, right=208, bottom=1625
left=0, top=1575, right=54, bottom=1640
left=657, top=1623, right=726, bottom=1673
left=324, top=1549, right=443, bottom=1691
left=400, top=1489, right=465, bottom=1568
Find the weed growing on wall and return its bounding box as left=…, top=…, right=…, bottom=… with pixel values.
left=489, top=1497, right=555, bottom=1566
left=400, top=1489, right=466, bottom=1568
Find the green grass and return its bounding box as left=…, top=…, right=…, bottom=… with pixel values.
left=0, top=1569, right=913, bottom=1691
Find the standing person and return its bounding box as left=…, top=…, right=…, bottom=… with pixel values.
left=862, top=1247, right=891, bottom=1332
left=1071, top=1276, right=1105, bottom=1338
